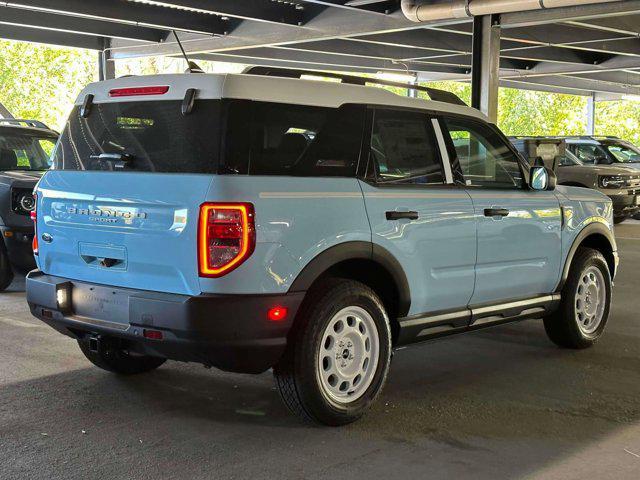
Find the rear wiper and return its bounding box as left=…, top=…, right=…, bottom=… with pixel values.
left=89, top=152, right=134, bottom=170
left=90, top=153, right=133, bottom=162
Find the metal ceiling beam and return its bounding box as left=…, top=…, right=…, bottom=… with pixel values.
left=0, top=5, right=168, bottom=43
left=500, top=0, right=640, bottom=28
left=192, top=48, right=469, bottom=75
left=6, top=0, right=229, bottom=35
left=567, top=15, right=640, bottom=36
left=500, top=74, right=640, bottom=96
left=301, top=0, right=400, bottom=15
left=127, top=0, right=304, bottom=26
left=108, top=8, right=428, bottom=58
left=0, top=23, right=104, bottom=49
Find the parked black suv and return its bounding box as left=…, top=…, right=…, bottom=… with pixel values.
left=0, top=119, right=57, bottom=289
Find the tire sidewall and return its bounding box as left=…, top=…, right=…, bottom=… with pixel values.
left=296, top=283, right=392, bottom=423
left=565, top=251, right=611, bottom=342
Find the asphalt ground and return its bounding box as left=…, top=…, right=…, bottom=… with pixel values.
left=1, top=223, right=639, bottom=479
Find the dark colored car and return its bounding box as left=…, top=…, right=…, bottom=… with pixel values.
left=0, top=119, right=57, bottom=289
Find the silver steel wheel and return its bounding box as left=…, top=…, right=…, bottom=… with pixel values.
left=317, top=306, right=380, bottom=405
left=575, top=266, right=606, bottom=335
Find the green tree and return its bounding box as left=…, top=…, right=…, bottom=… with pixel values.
left=0, top=40, right=97, bottom=130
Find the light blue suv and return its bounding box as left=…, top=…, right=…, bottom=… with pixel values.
left=26, top=70, right=618, bottom=425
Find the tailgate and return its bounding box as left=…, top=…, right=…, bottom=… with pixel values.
left=36, top=171, right=212, bottom=295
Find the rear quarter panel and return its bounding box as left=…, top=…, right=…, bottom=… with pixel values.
left=199, top=177, right=370, bottom=295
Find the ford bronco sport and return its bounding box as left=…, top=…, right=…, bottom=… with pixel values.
left=26, top=70, right=617, bottom=425
left=510, top=137, right=640, bottom=223
left=0, top=119, right=56, bottom=289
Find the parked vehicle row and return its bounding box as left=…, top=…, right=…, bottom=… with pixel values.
left=21, top=69, right=618, bottom=425
left=510, top=136, right=640, bottom=223
left=0, top=119, right=57, bottom=289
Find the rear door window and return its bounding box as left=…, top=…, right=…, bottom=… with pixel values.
left=367, top=108, right=445, bottom=185
left=53, top=100, right=222, bottom=173
left=223, top=101, right=365, bottom=177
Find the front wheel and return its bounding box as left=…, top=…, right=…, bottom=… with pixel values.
left=544, top=247, right=611, bottom=349
left=274, top=279, right=392, bottom=426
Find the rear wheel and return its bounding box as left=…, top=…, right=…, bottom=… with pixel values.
left=274, top=279, right=392, bottom=426
left=78, top=337, right=166, bottom=375
left=544, top=247, right=611, bottom=349
left=0, top=246, right=14, bottom=292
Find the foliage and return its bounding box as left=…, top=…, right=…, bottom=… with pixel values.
left=0, top=40, right=97, bottom=130
left=595, top=100, right=640, bottom=144
left=0, top=39, right=638, bottom=144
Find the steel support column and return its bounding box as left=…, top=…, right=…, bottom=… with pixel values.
left=586, top=94, right=596, bottom=135
left=471, top=15, right=501, bottom=123
left=0, top=101, right=13, bottom=119
left=99, top=39, right=116, bottom=81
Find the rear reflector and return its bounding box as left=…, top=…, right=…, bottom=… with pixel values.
left=267, top=306, right=288, bottom=322
left=198, top=203, right=255, bottom=278
left=143, top=329, right=164, bottom=340
left=109, top=86, right=169, bottom=97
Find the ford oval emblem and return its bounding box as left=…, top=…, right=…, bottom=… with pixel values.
left=41, top=233, right=53, bottom=243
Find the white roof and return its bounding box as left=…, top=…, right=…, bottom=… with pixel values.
left=75, top=73, right=488, bottom=122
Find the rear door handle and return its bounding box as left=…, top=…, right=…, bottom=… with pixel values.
left=484, top=208, right=510, bottom=217
left=386, top=211, right=419, bottom=221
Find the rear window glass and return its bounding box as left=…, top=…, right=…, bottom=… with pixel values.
left=0, top=133, right=55, bottom=171
left=53, top=100, right=222, bottom=173
left=223, top=101, right=365, bottom=177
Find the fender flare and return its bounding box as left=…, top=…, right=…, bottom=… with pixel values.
left=289, top=241, right=411, bottom=317
left=557, top=221, right=617, bottom=291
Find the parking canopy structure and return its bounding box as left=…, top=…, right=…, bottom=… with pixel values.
left=2, top=0, right=640, bottom=121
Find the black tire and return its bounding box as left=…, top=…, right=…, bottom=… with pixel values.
left=0, top=246, right=14, bottom=292
left=78, top=337, right=166, bottom=375
left=274, top=278, right=392, bottom=426
left=613, top=216, right=627, bottom=225
left=544, top=247, right=611, bottom=349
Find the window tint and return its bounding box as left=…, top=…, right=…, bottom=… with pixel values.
left=0, top=133, right=55, bottom=171
left=568, top=144, right=610, bottom=165
left=368, top=109, right=444, bottom=185
left=54, top=100, right=222, bottom=172
left=603, top=143, right=640, bottom=163
left=223, top=101, right=364, bottom=177
left=445, top=118, right=523, bottom=189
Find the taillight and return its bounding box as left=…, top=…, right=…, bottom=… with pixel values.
left=109, top=86, right=169, bottom=97
left=198, top=203, right=255, bottom=277
left=31, top=193, right=38, bottom=255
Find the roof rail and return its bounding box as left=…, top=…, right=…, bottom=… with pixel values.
left=0, top=118, right=50, bottom=130
left=244, top=66, right=468, bottom=107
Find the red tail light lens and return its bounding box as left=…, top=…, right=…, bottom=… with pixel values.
left=198, top=203, right=255, bottom=277
left=31, top=193, right=38, bottom=255
left=109, top=86, right=169, bottom=97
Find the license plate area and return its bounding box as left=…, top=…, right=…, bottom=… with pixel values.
left=72, top=283, right=130, bottom=324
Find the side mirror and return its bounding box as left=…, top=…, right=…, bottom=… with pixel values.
left=530, top=166, right=557, bottom=191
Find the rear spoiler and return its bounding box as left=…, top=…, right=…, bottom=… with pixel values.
left=244, top=66, right=468, bottom=107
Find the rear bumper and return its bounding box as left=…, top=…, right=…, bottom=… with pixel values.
left=26, top=271, right=305, bottom=373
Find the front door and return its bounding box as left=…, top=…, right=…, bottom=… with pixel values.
left=441, top=117, right=562, bottom=306
left=360, top=108, right=476, bottom=317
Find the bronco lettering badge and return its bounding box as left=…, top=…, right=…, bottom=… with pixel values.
left=68, top=207, right=148, bottom=219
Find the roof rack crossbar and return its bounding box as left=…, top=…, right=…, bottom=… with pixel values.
left=0, top=118, right=50, bottom=130
left=244, top=66, right=467, bottom=107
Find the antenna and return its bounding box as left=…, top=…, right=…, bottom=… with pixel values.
left=172, top=30, right=204, bottom=74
